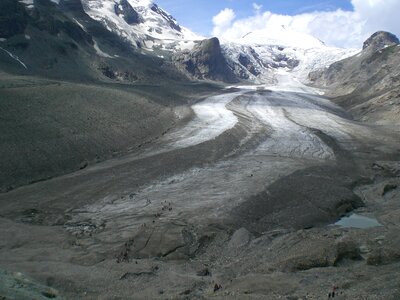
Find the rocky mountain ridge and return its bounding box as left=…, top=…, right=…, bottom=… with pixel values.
left=363, top=31, right=399, bottom=51
left=77, top=0, right=357, bottom=83
left=0, top=0, right=193, bottom=83
left=309, top=31, right=400, bottom=125
left=0, top=0, right=358, bottom=85
left=80, top=0, right=197, bottom=46
left=1, top=0, right=399, bottom=114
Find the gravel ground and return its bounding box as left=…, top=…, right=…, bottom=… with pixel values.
left=0, top=85, right=399, bottom=299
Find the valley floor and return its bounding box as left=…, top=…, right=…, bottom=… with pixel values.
left=1, top=79, right=400, bottom=299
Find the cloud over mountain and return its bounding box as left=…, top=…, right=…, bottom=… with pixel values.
left=212, top=0, right=400, bottom=48
left=212, top=8, right=235, bottom=37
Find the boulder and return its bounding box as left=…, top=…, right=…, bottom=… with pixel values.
left=228, top=227, right=252, bottom=249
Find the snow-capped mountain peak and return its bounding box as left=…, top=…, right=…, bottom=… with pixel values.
left=81, top=0, right=200, bottom=49
left=76, top=0, right=358, bottom=83
left=222, top=24, right=325, bottom=50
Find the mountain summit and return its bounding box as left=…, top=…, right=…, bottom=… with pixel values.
left=81, top=0, right=200, bottom=48
left=362, top=31, right=399, bottom=51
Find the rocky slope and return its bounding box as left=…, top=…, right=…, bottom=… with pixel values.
left=0, top=0, right=239, bottom=84
left=173, top=37, right=238, bottom=83
left=309, top=31, right=400, bottom=125
left=0, top=73, right=220, bottom=192
left=0, top=0, right=190, bottom=82
left=1, top=85, right=399, bottom=300
left=0, top=0, right=223, bottom=192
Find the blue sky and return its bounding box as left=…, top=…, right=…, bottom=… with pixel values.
left=156, top=0, right=354, bottom=35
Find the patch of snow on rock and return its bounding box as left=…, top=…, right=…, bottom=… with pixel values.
left=0, top=47, right=27, bottom=69
left=93, top=41, right=114, bottom=58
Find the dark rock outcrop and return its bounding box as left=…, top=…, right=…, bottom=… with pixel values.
left=150, top=3, right=181, bottom=32
left=173, top=37, right=239, bottom=83
left=114, top=0, right=142, bottom=25
left=59, top=0, right=87, bottom=14
left=271, top=53, right=299, bottom=69
left=0, top=0, right=29, bottom=38
left=238, top=53, right=261, bottom=76
left=362, top=31, right=399, bottom=51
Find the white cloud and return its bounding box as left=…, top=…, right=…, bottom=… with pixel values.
left=211, top=1, right=400, bottom=48
left=212, top=8, right=236, bottom=36
left=351, top=0, right=400, bottom=35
